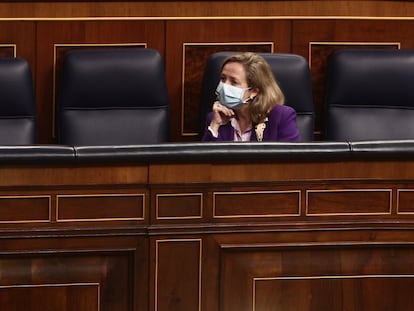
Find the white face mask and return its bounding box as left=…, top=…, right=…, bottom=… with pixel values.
left=215, top=81, right=250, bottom=110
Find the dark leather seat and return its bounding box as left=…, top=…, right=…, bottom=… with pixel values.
left=200, top=52, right=315, bottom=141
left=0, top=57, right=37, bottom=144
left=57, top=48, right=170, bottom=145
left=324, top=49, right=414, bottom=141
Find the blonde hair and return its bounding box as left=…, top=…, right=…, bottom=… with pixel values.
left=221, top=52, right=285, bottom=124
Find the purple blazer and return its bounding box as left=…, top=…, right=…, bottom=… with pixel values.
left=202, top=104, right=300, bottom=142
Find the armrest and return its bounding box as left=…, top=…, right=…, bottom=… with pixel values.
left=74, top=142, right=351, bottom=164
left=0, top=145, right=75, bottom=165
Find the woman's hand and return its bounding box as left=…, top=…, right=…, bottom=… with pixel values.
left=209, top=101, right=235, bottom=133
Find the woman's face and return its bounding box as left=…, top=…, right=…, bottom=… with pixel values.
left=221, top=61, right=249, bottom=88
left=221, top=62, right=258, bottom=103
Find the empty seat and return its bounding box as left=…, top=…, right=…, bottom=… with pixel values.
left=200, top=52, right=315, bottom=141
left=0, top=57, right=37, bottom=144
left=324, top=49, right=414, bottom=141
left=57, top=48, right=170, bottom=145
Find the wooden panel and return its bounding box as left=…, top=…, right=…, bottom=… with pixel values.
left=35, top=20, right=165, bottom=143
left=306, top=189, right=392, bottom=216
left=165, top=20, right=291, bottom=141
left=220, top=243, right=414, bottom=310
left=150, top=160, right=414, bottom=184
left=0, top=165, right=148, bottom=187
left=0, top=1, right=414, bottom=18
left=0, top=21, right=35, bottom=62
left=0, top=252, right=133, bottom=311
left=0, top=283, right=99, bottom=311
left=0, top=43, right=15, bottom=57
left=213, top=190, right=301, bottom=219
left=397, top=189, right=414, bottom=214
left=149, top=163, right=212, bottom=184
left=0, top=196, right=50, bottom=223
left=254, top=276, right=414, bottom=310
left=57, top=193, right=145, bottom=222
left=155, top=193, right=203, bottom=220
left=153, top=239, right=201, bottom=311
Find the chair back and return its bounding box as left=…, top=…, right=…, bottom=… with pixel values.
left=57, top=48, right=170, bottom=145
left=324, top=49, right=414, bottom=141
left=0, top=57, right=37, bottom=144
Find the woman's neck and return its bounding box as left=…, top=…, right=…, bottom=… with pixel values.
left=235, top=107, right=252, bottom=133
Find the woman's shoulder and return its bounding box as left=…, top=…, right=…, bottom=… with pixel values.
left=265, top=104, right=300, bottom=142
left=267, top=104, right=297, bottom=120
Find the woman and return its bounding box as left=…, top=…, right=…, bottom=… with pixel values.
left=202, top=52, right=300, bottom=142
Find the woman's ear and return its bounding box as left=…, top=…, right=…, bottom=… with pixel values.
left=249, top=87, right=259, bottom=99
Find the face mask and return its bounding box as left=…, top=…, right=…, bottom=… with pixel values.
left=215, top=81, right=250, bottom=110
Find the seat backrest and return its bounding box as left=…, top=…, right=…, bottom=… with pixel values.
left=324, top=49, right=414, bottom=141
left=57, top=48, right=170, bottom=145
left=200, top=52, right=314, bottom=141
left=0, top=57, right=37, bottom=144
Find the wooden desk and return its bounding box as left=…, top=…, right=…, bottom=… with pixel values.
left=1, top=142, right=414, bottom=310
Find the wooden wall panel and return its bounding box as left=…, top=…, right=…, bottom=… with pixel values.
left=0, top=1, right=413, bottom=18
left=35, top=20, right=165, bottom=143
left=0, top=21, right=35, bottom=60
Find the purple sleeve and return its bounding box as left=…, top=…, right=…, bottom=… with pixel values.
left=201, top=112, right=219, bottom=141
left=201, top=113, right=234, bottom=141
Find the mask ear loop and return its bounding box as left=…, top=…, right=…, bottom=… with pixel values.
left=243, top=95, right=256, bottom=104
left=243, top=85, right=257, bottom=104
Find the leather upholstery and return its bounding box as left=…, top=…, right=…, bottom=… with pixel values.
left=57, top=48, right=170, bottom=145
left=0, top=145, right=75, bottom=164
left=324, top=49, right=414, bottom=141
left=0, top=57, right=37, bottom=144
left=350, top=140, right=414, bottom=158
left=200, top=52, right=315, bottom=141
left=2, top=141, right=414, bottom=165
left=74, top=141, right=350, bottom=164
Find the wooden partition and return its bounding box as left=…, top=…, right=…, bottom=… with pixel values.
left=1, top=142, right=414, bottom=310
left=0, top=1, right=413, bottom=142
